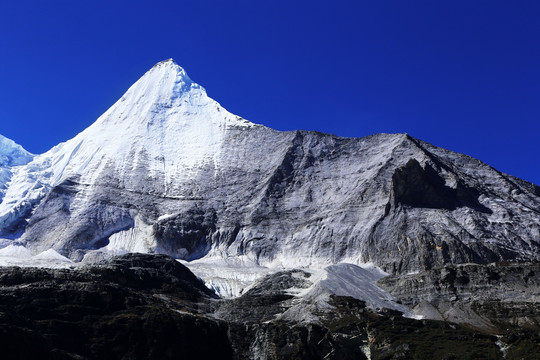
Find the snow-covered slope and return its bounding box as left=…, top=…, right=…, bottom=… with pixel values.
left=0, top=59, right=257, bottom=243
left=0, top=134, right=32, bottom=168
left=0, top=134, right=33, bottom=204
left=0, top=59, right=539, bottom=282
left=0, top=244, right=72, bottom=268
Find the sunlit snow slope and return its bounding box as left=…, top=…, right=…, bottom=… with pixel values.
left=0, top=59, right=539, bottom=277
left=0, top=134, right=33, bottom=204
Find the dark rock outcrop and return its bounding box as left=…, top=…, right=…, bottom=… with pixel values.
left=2, top=254, right=539, bottom=359
left=0, top=254, right=230, bottom=360
left=391, top=159, right=491, bottom=214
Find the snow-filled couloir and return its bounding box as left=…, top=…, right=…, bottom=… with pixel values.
left=0, top=59, right=539, bottom=284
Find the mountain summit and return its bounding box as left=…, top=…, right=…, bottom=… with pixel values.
left=0, top=60, right=539, bottom=276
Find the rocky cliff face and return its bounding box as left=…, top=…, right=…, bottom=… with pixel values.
left=0, top=254, right=229, bottom=359
left=379, top=262, right=540, bottom=331
left=0, top=60, right=539, bottom=276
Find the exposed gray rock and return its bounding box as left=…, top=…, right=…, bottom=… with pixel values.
left=379, top=262, right=540, bottom=330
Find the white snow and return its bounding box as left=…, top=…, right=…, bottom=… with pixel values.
left=103, top=217, right=156, bottom=255
left=297, top=263, right=414, bottom=316
left=0, top=245, right=74, bottom=268
left=157, top=213, right=177, bottom=222
left=33, top=248, right=72, bottom=262
left=184, top=256, right=413, bottom=321
left=0, top=134, right=33, bottom=167
left=182, top=255, right=275, bottom=298
left=0, top=244, right=32, bottom=258
left=0, top=134, right=33, bottom=203
left=495, top=335, right=510, bottom=358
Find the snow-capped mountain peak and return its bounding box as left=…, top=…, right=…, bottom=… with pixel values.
left=96, top=58, right=203, bottom=127
left=0, top=59, right=539, bottom=283
left=56, top=58, right=256, bottom=182
left=0, top=59, right=255, bottom=239
left=0, top=61, right=539, bottom=348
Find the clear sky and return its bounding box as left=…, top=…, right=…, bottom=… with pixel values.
left=1, top=1, right=539, bottom=184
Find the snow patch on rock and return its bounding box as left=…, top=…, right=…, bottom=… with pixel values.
left=0, top=245, right=74, bottom=268
left=183, top=256, right=275, bottom=298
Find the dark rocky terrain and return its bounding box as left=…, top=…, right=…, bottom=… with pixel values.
left=0, top=253, right=538, bottom=359
left=379, top=262, right=540, bottom=329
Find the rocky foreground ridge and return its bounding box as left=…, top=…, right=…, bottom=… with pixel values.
left=0, top=253, right=537, bottom=360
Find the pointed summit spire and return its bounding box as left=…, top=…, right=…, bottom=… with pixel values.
left=123, top=58, right=202, bottom=103
left=152, top=58, right=176, bottom=67
left=149, top=58, right=191, bottom=81
left=24, top=59, right=253, bottom=186
left=93, top=59, right=206, bottom=129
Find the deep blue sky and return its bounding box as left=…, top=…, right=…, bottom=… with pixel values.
left=1, top=1, right=539, bottom=184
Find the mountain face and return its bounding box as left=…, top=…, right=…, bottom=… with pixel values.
left=0, top=60, right=539, bottom=358
left=0, top=59, right=539, bottom=275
